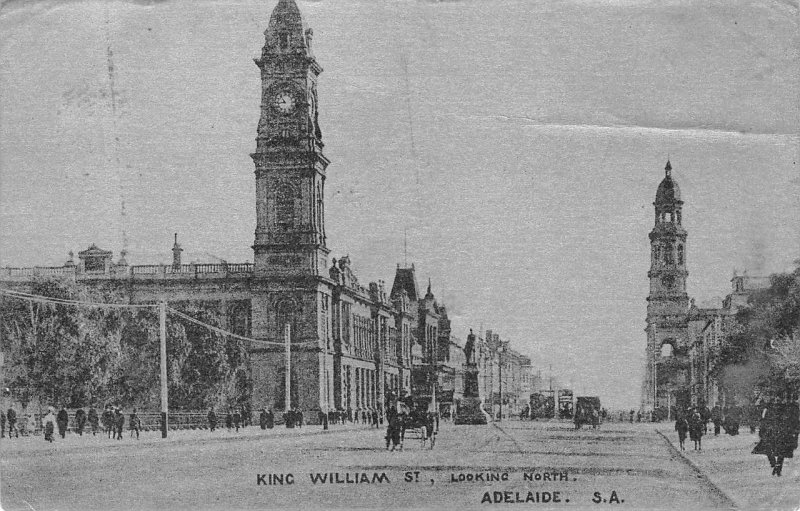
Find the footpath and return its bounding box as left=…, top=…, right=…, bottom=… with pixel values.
left=0, top=421, right=377, bottom=455
left=657, top=426, right=800, bottom=511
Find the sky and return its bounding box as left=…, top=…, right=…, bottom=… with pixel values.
left=1, top=0, right=798, bottom=409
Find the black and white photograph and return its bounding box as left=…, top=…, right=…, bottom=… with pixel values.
left=0, top=0, right=798, bottom=509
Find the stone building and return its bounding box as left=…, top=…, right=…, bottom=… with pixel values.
left=640, top=159, right=771, bottom=412
left=687, top=271, right=770, bottom=408
left=642, top=161, right=692, bottom=412
left=0, top=0, right=486, bottom=421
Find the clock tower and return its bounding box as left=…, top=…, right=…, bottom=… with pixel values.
left=249, top=0, right=334, bottom=414
left=643, top=160, right=690, bottom=411
left=252, top=0, right=329, bottom=276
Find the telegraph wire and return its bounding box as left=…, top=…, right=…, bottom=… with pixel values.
left=0, top=288, right=157, bottom=309
left=0, top=288, right=320, bottom=348
left=166, top=307, right=318, bottom=348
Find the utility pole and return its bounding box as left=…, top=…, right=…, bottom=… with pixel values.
left=159, top=301, right=168, bottom=438
left=285, top=323, right=291, bottom=412
left=498, top=348, right=503, bottom=422
left=653, top=324, right=658, bottom=413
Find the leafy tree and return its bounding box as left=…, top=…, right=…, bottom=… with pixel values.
left=1, top=278, right=254, bottom=411
left=714, top=259, right=800, bottom=400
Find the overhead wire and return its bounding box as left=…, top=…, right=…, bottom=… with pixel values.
left=0, top=288, right=157, bottom=309
left=0, top=288, right=319, bottom=348
left=167, top=307, right=319, bottom=347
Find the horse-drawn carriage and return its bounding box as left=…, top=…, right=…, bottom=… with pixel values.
left=385, top=399, right=437, bottom=451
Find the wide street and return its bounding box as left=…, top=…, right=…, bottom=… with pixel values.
left=0, top=420, right=740, bottom=511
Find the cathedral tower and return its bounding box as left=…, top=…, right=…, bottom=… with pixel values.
left=249, top=0, right=334, bottom=414
left=643, top=161, right=691, bottom=411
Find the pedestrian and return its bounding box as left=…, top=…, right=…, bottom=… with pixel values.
left=102, top=405, right=114, bottom=438
left=88, top=407, right=99, bottom=436
left=296, top=409, right=303, bottom=428
left=56, top=407, right=69, bottom=439
left=129, top=408, right=140, bottom=439
left=42, top=407, right=56, bottom=443
left=233, top=409, right=241, bottom=432
left=748, top=403, right=760, bottom=434
left=629, top=409, right=634, bottom=423
left=372, top=408, right=379, bottom=429
left=74, top=408, right=86, bottom=436
left=260, top=408, right=268, bottom=430
left=225, top=409, right=233, bottom=431
left=114, top=408, right=125, bottom=440
left=753, top=393, right=800, bottom=476
left=0, top=409, right=5, bottom=438
left=689, top=408, right=704, bottom=450
left=207, top=407, right=217, bottom=432
left=674, top=414, right=689, bottom=451
left=711, top=405, right=722, bottom=436
left=266, top=409, right=274, bottom=429
left=6, top=407, right=18, bottom=438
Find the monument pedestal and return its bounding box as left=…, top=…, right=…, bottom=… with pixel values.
left=454, top=364, right=489, bottom=425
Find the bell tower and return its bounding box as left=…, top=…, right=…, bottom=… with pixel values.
left=252, top=0, right=329, bottom=277
left=643, top=160, right=690, bottom=411
left=249, top=0, right=334, bottom=417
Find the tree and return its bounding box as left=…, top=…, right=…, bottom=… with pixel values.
left=1, top=279, right=254, bottom=411
left=713, top=260, right=800, bottom=401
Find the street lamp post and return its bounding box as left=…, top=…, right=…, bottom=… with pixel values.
left=498, top=344, right=505, bottom=422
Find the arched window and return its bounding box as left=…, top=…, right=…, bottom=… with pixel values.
left=677, top=245, right=684, bottom=265
left=276, top=182, right=297, bottom=231
left=275, top=298, right=300, bottom=340
left=664, top=243, right=674, bottom=265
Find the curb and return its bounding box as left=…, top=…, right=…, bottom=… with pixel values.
left=655, top=429, right=740, bottom=510
left=0, top=423, right=378, bottom=458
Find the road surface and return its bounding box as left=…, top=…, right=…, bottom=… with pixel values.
left=1, top=420, right=735, bottom=510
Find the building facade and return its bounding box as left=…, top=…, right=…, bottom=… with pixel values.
left=0, top=0, right=542, bottom=421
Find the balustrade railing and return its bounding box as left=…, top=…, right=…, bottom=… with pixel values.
left=1, top=263, right=253, bottom=280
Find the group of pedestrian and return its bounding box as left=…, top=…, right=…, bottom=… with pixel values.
left=674, top=407, right=705, bottom=451
left=282, top=408, right=303, bottom=428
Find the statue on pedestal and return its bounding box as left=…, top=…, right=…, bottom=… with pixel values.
left=455, top=329, right=488, bottom=425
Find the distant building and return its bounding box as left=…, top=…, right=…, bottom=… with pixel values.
left=687, top=271, right=771, bottom=408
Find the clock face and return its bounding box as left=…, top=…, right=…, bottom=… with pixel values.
left=274, top=92, right=295, bottom=114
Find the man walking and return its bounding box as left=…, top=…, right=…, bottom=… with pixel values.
left=129, top=408, right=140, bottom=439
left=675, top=413, right=689, bottom=451
left=207, top=408, right=217, bottom=432
left=88, top=407, right=99, bottom=436
left=56, top=407, right=69, bottom=439
left=6, top=407, right=18, bottom=438
left=114, top=408, right=125, bottom=440
left=74, top=408, right=86, bottom=436
left=42, top=407, right=56, bottom=443
left=689, top=408, right=704, bottom=450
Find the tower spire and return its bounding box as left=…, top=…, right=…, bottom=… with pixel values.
left=665, top=159, right=672, bottom=176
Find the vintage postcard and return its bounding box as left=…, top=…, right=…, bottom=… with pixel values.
left=0, top=0, right=798, bottom=509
